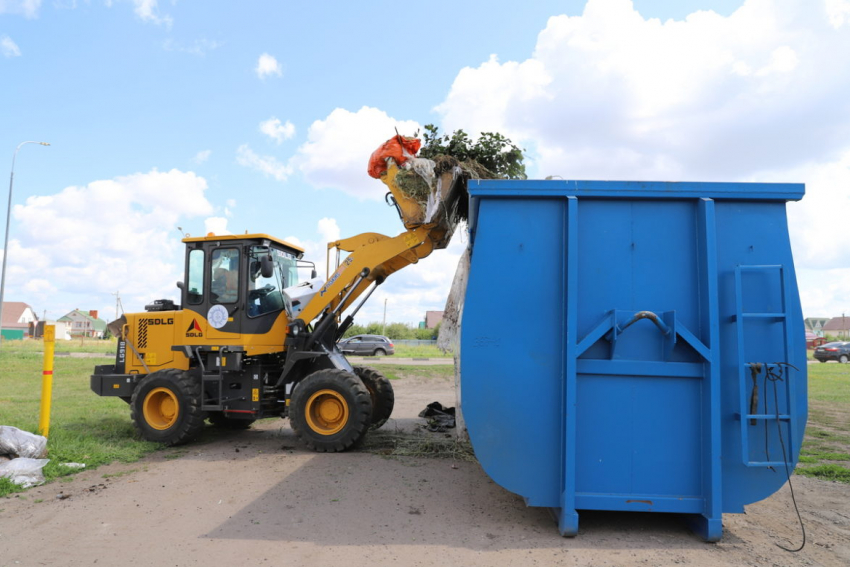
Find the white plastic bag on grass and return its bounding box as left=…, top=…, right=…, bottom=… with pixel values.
left=0, top=458, right=50, bottom=488
left=0, top=426, right=48, bottom=458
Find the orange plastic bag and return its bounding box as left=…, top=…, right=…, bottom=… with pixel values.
left=367, top=135, right=422, bottom=178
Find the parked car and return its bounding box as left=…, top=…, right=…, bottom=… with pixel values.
left=813, top=341, right=850, bottom=363
left=337, top=335, right=395, bottom=356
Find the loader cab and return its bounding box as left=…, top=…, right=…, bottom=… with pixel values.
left=180, top=234, right=305, bottom=338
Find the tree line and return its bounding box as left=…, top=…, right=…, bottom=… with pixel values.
left=341, top=321, right=442, bottom=340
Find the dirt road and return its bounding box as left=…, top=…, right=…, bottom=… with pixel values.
left=1, top=371, right=849, bottom=566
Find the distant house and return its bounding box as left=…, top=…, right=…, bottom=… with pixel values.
left=58, top=309, right=107, bottom=339
left=1, top=301, right=39, bottom=339
left=805, top=317, right=829, bottom=337
left=823, top=316, right=850, bottom=340
left=33, top=320, right=73, bottom=341
left=425, top=310, right=444, bottom=329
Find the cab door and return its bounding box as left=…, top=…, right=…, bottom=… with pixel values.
left=207, top=247, right=242, bottom=339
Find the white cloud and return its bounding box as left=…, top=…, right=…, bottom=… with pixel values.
left=193, top=149, right=211, bottom=163
left=236, top=144, right=292, bottom=181
left=293, top=106, right=420, bottom=200
left=430, top=0, right=850, bottom=318
left=0, top=0, right=41, bottom=18
left=260, top=117, right=296, bottom=144
left=204, top=217, right=231, bottom=236
left=316, top=217, right=340, bottom=243
left=5, top=169, right=214, bottom=316
left=768, top=150, right=850, bottom=270
left=255, top=53, right=282, bottom=79
left=825, top=0, right=850, bottom=28
left=284, top=218, right=342, bottom=284
left=1, top=35, right=20, bottom=57
left=133, top=0, right=172, bottom=28
left=435, top=0, right=850, bottom=182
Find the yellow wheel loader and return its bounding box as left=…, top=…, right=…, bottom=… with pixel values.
left=91, top=163, right=466, bottom=451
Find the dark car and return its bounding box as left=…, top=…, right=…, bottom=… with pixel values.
left=337, top=335, right=395, bottom=356
left=813, top=341, right=850, bottom=363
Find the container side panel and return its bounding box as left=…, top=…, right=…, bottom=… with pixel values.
left=576, top=200, right=701, bottom=362
left=715, top=201, right=807, bottom=512
left=461, top=197, right=565, bottom=507
left=576, top=374, right=703, bottom=497
left=574, top=199, right=705, bottom=504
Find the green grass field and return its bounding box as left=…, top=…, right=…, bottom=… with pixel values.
left=0, top=353, right=159, bottom=497
left=1, top=337, right=117, bottom=355
left=1, top=346, right=848, bottom=497
left=389, top=344, right=451, bottom=358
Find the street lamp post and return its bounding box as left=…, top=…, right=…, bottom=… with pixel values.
left=0, top=141, right=50, bottom=346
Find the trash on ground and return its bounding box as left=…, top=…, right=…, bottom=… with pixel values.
left=0, top=426, right=48, bottom=459
left=418, top=402, right=456, bottom=432
left=0, top=458, right=50, bottom=488
left=0, top=426, right=50, bottom=488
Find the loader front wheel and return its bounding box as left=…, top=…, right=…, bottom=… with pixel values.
left=130, top=369, right=205, bottom=446
left=354, top=366, right=394, bottom=430
left=290, top=369, right=372, bottom=452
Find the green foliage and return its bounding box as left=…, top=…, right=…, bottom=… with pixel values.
left=418, top=124, right=526, bottom=180
left=341, top=321, right=442, bottom=341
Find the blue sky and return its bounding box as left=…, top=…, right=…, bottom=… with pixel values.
left=2, top=0, right=849, bottom=326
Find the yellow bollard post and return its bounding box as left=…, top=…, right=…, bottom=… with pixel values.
left=38, top=324, right=55, bottom=437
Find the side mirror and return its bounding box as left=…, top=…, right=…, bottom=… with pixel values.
left=260, top=254, right=275, bottom=278
left=311, top=268, right=317, bottom=279
left=176, top=281, right=185, bottom=290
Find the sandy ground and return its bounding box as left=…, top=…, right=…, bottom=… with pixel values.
left=1, top=371, right=849, bottom=567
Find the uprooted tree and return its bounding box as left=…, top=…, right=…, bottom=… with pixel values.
left=417, top=124, right=527, bottom=180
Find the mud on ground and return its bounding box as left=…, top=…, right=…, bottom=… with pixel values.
left=1, top=371, right=848, bottom=567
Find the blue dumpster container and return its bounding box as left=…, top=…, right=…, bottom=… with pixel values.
left=460, top=179, right=806, bottom=541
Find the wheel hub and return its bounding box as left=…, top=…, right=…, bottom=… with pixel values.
left=143, top=387, right=179, bottom=430
left=305, top=389, right=349, bottom=435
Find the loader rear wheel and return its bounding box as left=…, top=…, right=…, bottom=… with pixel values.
left=208, top=412, right=255, bottom=430
left=130, top=369, right=205, bottom=446
left=354, top=366, right=394, bottom=430
left=290, top=369, right=372, bottom=452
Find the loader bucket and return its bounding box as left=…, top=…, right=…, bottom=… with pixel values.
left=381, top=161, right=468, bottom=250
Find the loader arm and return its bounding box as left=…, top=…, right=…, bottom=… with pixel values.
left=295, top=160, right=464, bottom=329
left=296, top=225, right=434, bottom=325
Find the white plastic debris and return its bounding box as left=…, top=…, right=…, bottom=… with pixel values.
left=0, top=426, right=47, bottom=459
left=437, top=247, right=469, bottom=353
left=0, top=458, right=50, bottom=488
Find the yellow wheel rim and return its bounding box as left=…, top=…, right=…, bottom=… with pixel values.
left=305, top=389, right=349, bottom=436
left=143, top=387, right=180, bottom=430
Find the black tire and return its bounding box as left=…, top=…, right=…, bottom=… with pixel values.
left=373, top=348, right=387, bottom=357
left=208, top=412, right=255, bottom=430
left=841, top=355, right=849, bottom=364
left=819, top=359, right=826, bottom=363
left=130, top=369, right=205, bottom=446
left=354, top=366, right=395, bottom=430
left=289, top=369, right=372, bottom=452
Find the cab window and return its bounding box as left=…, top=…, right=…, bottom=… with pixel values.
left=247, top=245, right=296, bottom=318
left=210, top=248, right=239, bottom=304
left=187, top=249, right=204, bottom=305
